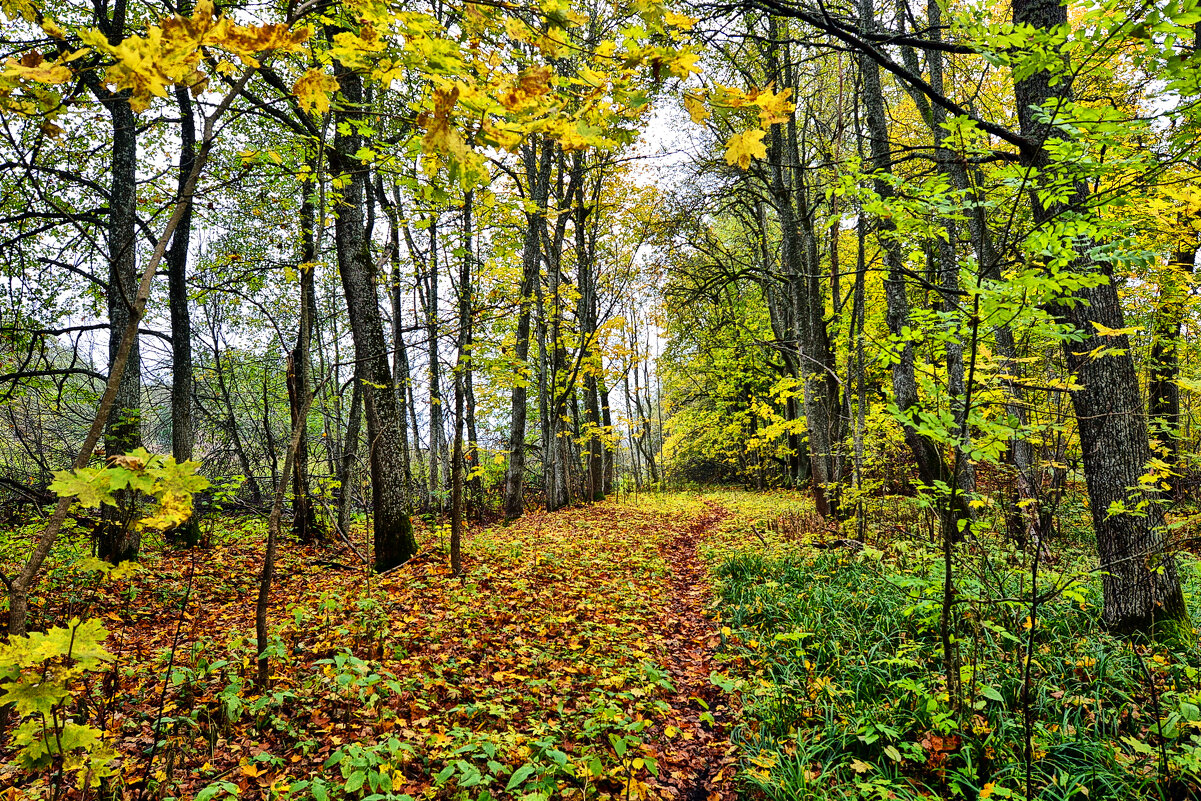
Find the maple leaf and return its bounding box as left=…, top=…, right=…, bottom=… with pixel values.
left=2, top=56, right=72, bottom=84
left=293, top=68, right=339, bottom=114
left=667, top=50, right=700, bottom=79
left=684, top=91, right=709, bottom=124
left=724, top=129, right=766, bottom=170
left=500, top=65, right=552, bottom=112
left=750, top=86, right=793, bottom=126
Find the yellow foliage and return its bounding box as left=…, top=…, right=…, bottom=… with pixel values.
left=724, top=128, right=767, bottom=169
left=78, top=0, right=308, bottom=112
left=293, top=68, right=339, bottom=115
left=2, top=54, right=71, bottom=84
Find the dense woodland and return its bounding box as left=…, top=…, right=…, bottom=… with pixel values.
left=5, top=0, right=1201, bottom=797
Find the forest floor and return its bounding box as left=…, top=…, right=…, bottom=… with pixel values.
left=2, top=492, right=758, bottom=800
left=11, top=488, right=1201, bottom=800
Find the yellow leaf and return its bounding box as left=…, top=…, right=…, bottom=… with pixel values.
left=41, top=18, right=66, bottom=39
left=752, top=86, right=793, bottom=126
left=1090, top=320, right=1139, bottom=338
left=684, top=92, right=709, bottom=124
left=292, top=68, right=338, bottom=114
left=3, top=56, right=72, bottom=84
left=850, top=759, right=871, bottom=774
left=668, top=50, right=700, bottom=79
left=665, top=11, right=697, bottom=29
left=724, top=128, right=766, bottom=169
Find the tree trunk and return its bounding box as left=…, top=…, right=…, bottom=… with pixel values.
left=337, top=376, right=362, bottom=537
left=290, top=177, right=321, bottom=543
left=576, top=170, right=605, bottom=502
left=331, top=65, right=416, bottom=571
left=600, top=379, right=615, bottom=496
left=99, top=94, right=142, bottom=565
left=544, top=156, right=574, bottom=512
left=167, top=83, right=199, bottom=547
left=380, top=181, right=413, bottom=503
left=423, top=215, right=445, bottom=509
left=1012, top=0, right=1188, bottom=634
left=503, top=142, right=552, bottom=520
left=450, top=191, right=473, bottom=575
left=764, top=17, right=841, bottom=514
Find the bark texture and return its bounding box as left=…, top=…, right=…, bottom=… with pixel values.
left=332, top=65, right=416, bottom=571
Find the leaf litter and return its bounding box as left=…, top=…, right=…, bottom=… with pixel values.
left=3, top=495, right=743, bottom=800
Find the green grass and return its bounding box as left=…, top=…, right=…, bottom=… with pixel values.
left=706, top=494, right=1201, bottom=800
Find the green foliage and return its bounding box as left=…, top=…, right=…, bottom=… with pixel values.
left=712, top=537, right=1201, bottom=800
left=49, top=447, right=210, bottom=531
left=0, top=615, right=117, bottom=788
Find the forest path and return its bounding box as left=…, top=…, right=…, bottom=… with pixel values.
left=653, top=501, right=740, bottom=801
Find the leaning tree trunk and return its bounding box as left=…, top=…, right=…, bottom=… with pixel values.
left=99, top=94, right=142, bottom=565
left=331, top=65, right=416, bottom=571
left=167, top=83, right=199, bottom=547
left=1012, top=0, right=1188, bottom=634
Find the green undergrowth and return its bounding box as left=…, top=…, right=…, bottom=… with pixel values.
left=703, top=491, right=1201, bottom=800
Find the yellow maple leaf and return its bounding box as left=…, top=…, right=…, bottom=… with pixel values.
left=668, top=50, right=700, bottom=79
left=724, top=128, right=767, bottom=169
left=665, top=10, right=697, bottom=29
left=752, top=86, right=793, bottom=126
left=293, top=68, right=338, bottom=114
left=684, top=91, right=709, bottom=124
left=2, top=56, right=72, bottom=84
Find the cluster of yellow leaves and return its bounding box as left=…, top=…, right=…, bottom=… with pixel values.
left=316, top=0, right=700, bottom=175
left=80, top=0, right=309, bottom=111
left=0, top=19, right=87, bottom=120
left=2, top=0, right=308, bottom=114
left=684, top=85, right=795, bottom=170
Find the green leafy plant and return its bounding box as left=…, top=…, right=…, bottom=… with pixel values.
left=0, top=615, right=118, bottom=790
left=49, top=447, right=209, bottom=532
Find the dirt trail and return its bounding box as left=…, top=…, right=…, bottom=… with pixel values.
left=653, top=502, right=739, bottom=801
